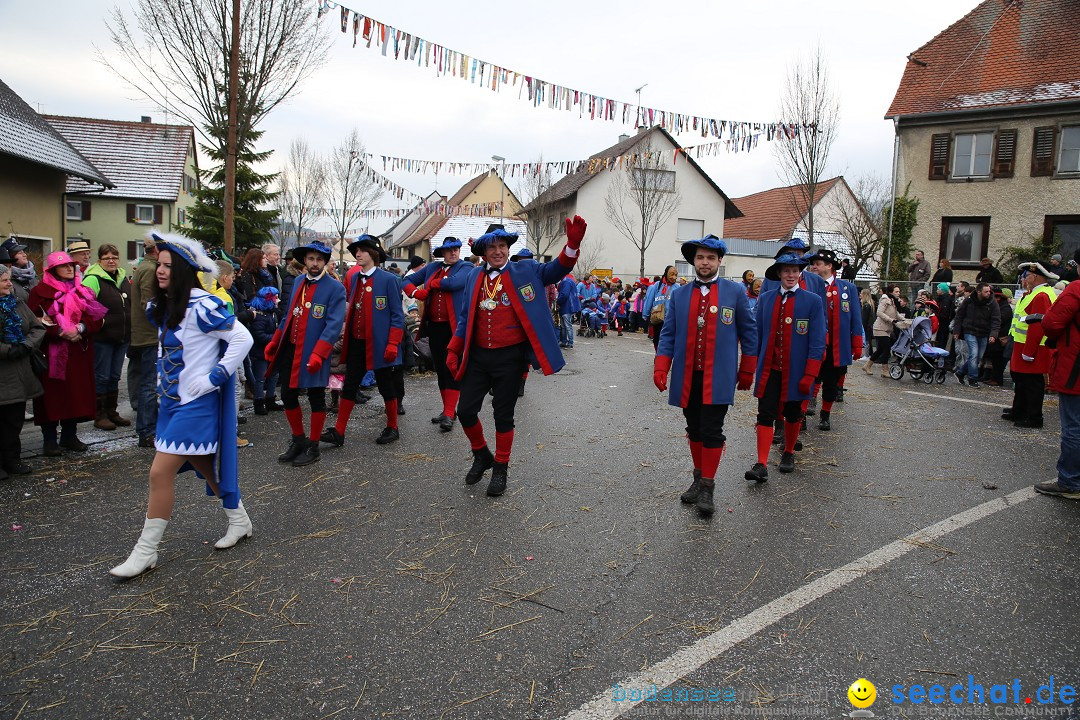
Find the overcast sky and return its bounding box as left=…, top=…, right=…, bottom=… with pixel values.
left=2, top=0, right=974, bottom=233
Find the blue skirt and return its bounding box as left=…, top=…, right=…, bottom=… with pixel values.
left=155, top=391, right=220, bottom=454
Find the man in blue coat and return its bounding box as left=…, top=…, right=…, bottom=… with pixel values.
left=805, top=248, right=863, bottom=431
left=745, top=254, right=826, bottom=481
left=400, top=236, right=473, bottom=432
left=446, top=217, right=587, bottom=497
left=321, top=234, right=406, bottom=448
left=654, top=236, right=757, bottom=515
left=264, top=242, right=346, bottom=467
left=556, top=273, right=581, bottom=349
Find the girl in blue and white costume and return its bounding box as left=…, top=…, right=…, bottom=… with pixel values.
left=111, top=234, right=254, bottom=579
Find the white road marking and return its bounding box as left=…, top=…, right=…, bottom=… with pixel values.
left=903, top=390, right=1004, bottom=407
left=630, top=349, right=655, bottom=355
left=561, top=486, right=1038, bottom=720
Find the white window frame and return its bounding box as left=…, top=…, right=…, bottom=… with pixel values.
left=1058, top=125, right=1080, bottom=174
left=177, top=207, right=186, bottom=226
left=632, top=168, right=676, bottom=193
left=135, top=204, right=155, bottom=224
left=951, top=131, right=994, bottom=178
left=66, top=200, right=83, bottom=221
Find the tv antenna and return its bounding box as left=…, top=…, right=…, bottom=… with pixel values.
left=634, top=83, right=648, bottom=128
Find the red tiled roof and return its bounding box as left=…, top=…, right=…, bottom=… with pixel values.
left=722, top=177, right=842, bottom=241
left=887, top=0, right=1080, bottom=117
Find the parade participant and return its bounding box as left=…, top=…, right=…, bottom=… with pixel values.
left=1036, top=260, right=1080, bottom=499
left=445, top=217, right=586, bottom=497
left=745, top=254, right=825, bottom=481
left=556, top=272, right=580, bottom=349
left=1003, top=261, right=1059, bottom=428
left=402, top=237, right=472, bottom=430
left=654, top=236, right=756, bottom=515
left=110, top=234, right=254, bottom=579
left=264, top=241, right=346, bottom=467
left=643, top=266, right=678, bottom=350
left=320, top=234, right=405, bottom=447
left=805, top=249, right=862, bottom=431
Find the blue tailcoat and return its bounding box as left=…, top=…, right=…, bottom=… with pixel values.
left=453, top=250, right=575, bottom=377
left=753, top=288, right=826, bottom=402
left=341, top=267, right=405, bottom=370
left=823, top=278, right=863, bottom=366
left=404, top=259, right=472, bottom=332
left=657, top=279, right=757, bottom=407
left=271, top=272, right=346, bottom=388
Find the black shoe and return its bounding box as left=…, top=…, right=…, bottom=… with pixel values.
left=397, top=401, right=406, bottom=415
left=778, top=452, right=796, bottom=473
left=254, top=399, right=267, bottom=416
left=320, top=427, right=345, bottom=447
left=967, top=380, right=981, bottom=388
left=291, top=439, right=320, bottom=467
left=265, top=397, right=283, bottom=412
left=793, top=439, right=803, bottom=452
left=278, top=435, right=306, bottom=463
left=432, top=413, right=446, bottom=424
left=518, top=379, right=526, bottom=397
left=59, top=436, right=88, bottom=452
left=1014, top=418, right=1044, bottom=429
left=487, top=462, right=508, bottom=496
left=836, top=388, right=845, bottom=403
left=237, top=415, right=247, bottom=425
left=42, top=443, right=61, bottom=458
left=1001, top=408, right=1015, bottom=419
left=744, top=463, right=769, bottom=483
left=695, top=482, right=715, bottom=515
left=4, top=460, right=30, bottom=475
left=465, top=447, right=494, bottom=485
left=956, top=373, right=966, bottom=385
left=375, top=427, right=400, bottom=445
left=818, top=412, right=831, bottom=431
left=680, top=470, right=702, bottom=504
left=137, top=435, right=155, bottom=448
left=358, top=392, right=372, bottom=404
left=439, top=415, right=455, bottom=433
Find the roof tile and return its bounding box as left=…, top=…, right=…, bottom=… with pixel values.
left=722, top=177, right=841, bottom=241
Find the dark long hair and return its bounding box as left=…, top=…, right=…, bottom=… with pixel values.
left=240, top=248, right=265, bottom=276
left=151, top=250, right=203, bottom=329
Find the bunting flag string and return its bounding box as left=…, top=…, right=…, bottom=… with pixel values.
left=317, top=0, right=810, bottom=147
left=308, top=199, right=507, bottom=221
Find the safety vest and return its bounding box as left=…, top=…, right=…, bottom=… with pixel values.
left=1010, top=284, right=1057, bottom=344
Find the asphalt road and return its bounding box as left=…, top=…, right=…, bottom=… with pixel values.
left=1, top=330, right=1075, bottom=720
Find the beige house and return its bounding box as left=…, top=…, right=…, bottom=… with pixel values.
left=523, top=126, right=739, bottom=280
left=45, top=115, right=199, bottom=267
left=0, top=78, right=112, bottom=259
left=887, top=0, right=1080, bottom=279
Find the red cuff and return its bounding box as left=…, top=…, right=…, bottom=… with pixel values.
left=447, top=335, right=464, bottom=356
left=852, top=336, right=863, bottom=357
left=403, top=283, right=417, bottom=297
left=803, top=358, right=822, bottom=379
left=387, top=326, right=403, bottom=347
left=738, top=355, right=757, bottom=375
left=557, top=247, right=578, bottom=269
left=312, top=339, right=333, bottom=360
left=653, top=354, right=673, bottom=374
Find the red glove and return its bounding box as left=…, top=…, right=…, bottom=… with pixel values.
left=653, top=355, right=671, bottom=392
left=737, top=355, right=757, bottom=391
left=798, top=374, right=815, bottom=396
left=851, top=336, right=864, bottom=363
left=306, top=339, right=332, bottom=374
left=384, top=327, right=403, bottom=363
left=565, top=215, right=587, bottom=250
left=446, top=335, right=464, bottom=375
left=429, top=275, right=443, bottom=290
left=264, top=329, right=282, bottom=362
left=412, top=288, right=429, bottom=302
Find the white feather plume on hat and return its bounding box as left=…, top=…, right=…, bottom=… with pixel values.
left=149, top=232, right=219, bottom=279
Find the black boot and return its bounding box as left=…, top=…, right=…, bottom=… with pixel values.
left=292, top=439, right=321, bottom=467
left=320, top=428, right=345, bottom=447
left=254, top=399, right=267, bottom=416
left=818, top=411, right=831, bottom=431
left=265, top=397, right=283, bottom=412
left=277, top=435, right=306, bottom=463
left=696, top=480, right=715, bottom=515
left=835, top=387, right=845, bottom=403
left=487, top=462, right=508, bottom=496
left=439, top=415, right=455, bottom=433
left=465, top=447, right=494, bottom=485
left=59, top=434, right=88, bottom=452
left=680, top=469, right=701, bottom=504
left=778, top=452, right=796, bottom=473
left=431, top=413, right=445, bottom=424
left=744, top=463, right=769, bottom=483
left=375, top=427, right=400, bottom=445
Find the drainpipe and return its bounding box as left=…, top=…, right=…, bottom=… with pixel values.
left=885, top=116, right=900, bottom=282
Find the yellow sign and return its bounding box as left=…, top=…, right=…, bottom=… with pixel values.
left=591, top=268, right=612, bottom=280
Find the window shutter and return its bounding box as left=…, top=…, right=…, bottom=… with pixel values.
left=127, top=241, right=138, bottom=261
left=1031, top=127, right=1057, bottom=177
left=153, top=205, right=163, bottom=225
left=929, top=134, right=951, bottom=180
left=993, top=129, right=1017, bottom=178
left=81, top=200, right=91, bottom=220
left=127, top=203, right=136, bottom=223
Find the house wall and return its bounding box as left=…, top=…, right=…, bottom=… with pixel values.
left=64, top=196, right=175, bottom=265
left=0, top=153, right=64, bottom=256
left=805, top=183, right=880, bottom=277
left=463, top=172, right=523, bottom=217
left=898, top=111, right=1080, bottom=281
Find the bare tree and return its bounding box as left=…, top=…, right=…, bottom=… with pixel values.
left=103, top=0, right=329, bottom=153
left=774, top=46, right=840, bottom=247
left=827, top=174, right=889, bottom=277
left=324, top=129, right=381, bottom=268
left=516, top=156, right=564, bottom=259
left=603, top=137, right=681, bottom=277
left=276, top=138, right=326, bottom=249
left=576, top=235, right=608, bottom=278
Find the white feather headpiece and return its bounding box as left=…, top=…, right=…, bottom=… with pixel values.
left=150, top=232, right=219, bottom=279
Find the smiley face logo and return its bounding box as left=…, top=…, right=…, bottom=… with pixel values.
left=848, top=678, right=876, bottom=709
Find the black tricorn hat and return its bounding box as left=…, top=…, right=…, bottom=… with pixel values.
left=346, top=234, right=386, bottom=264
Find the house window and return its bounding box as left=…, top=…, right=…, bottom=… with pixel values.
left=66, top=200, right=83, bottom=220
left=1044, top=215, right=1080, bottom=261
left=1059, top=126, right=1080, bottom=174
left=632, top=168, right=676, bottom=192
left=952, top=132, right=993, bottom=178
left=136, top=205, right=155, bottom=224
left=177, top=208, right=186, bottom=226
left=677, top=218, right=704, bottom=242
left=183, top=174, right=198, bottom=193
left=939, top=217, right=990, bottom=266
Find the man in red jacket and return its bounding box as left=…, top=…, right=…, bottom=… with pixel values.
left=1003, top=261, right=1058, bottom=428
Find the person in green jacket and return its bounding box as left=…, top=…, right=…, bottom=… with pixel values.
left=82, top=244, right=132, bottom=430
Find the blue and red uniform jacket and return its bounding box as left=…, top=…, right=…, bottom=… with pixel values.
left=341, top=267, right=405, bottom=371
left=822, top=277, right=864, bottom=366
left=403, top=259, right=471, bottom=334
left=753, top=287, right=826, bottom=402
left=268, top=272, right=346, bottom=388
left=451, top=248, right=576, bottom=379
left=657, top=279, right=757, bottom=407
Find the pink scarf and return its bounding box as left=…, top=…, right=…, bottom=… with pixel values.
left=40, top=267, right=108, bottom=380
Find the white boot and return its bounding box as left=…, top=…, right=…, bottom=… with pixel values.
left=214, top=500, right=252, bottom=549
left=110, top=517, right=168, bottom=578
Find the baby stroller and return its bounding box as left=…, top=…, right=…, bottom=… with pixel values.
left=888, top=316, right=949, bottom=384
left=577, top=302, right=599, bottom=338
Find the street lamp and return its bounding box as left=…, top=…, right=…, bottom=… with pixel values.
left=491, top=155, right=505, bottom=224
